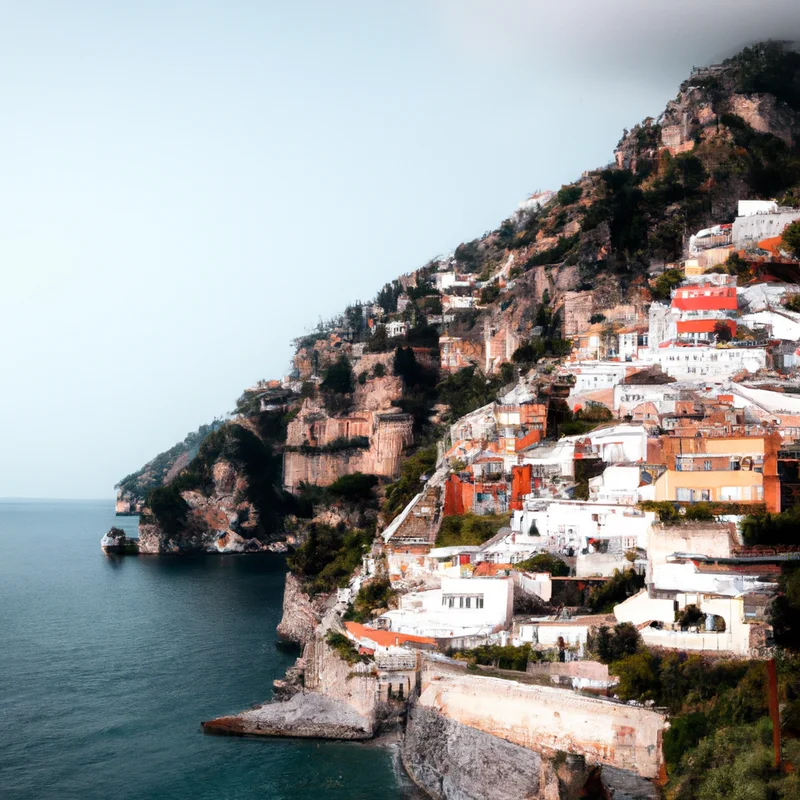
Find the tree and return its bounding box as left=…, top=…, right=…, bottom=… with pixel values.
left=515, top=552, right=569, bottom=577
left=783, top=220, right=800, bottom=259
left=321, top=355, right=354, bottom=394
left=650, top=268, right=683, bottom=301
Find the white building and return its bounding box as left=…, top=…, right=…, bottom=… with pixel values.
left=655, top=346, right=766, bottom=379
left=732, top=207, right=800, bottom=248
left=739, top=309, right=800, bottom=341
left=386, top=320, right=409, bottom=338
left=512, top=499, right=654, bottom=555
left=377, top=576, right=514, bottom=639
left=562, top=363, right=629, bottom=394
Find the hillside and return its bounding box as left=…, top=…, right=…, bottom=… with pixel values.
left=118, top=41, right=800, bottom=548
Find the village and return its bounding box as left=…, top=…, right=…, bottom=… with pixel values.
left=261, top=195, right=800, bottom=718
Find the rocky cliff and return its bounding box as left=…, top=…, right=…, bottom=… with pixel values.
left=275, top=572, right=329, bottom=646
left=137, top=416, right=295, bottom=553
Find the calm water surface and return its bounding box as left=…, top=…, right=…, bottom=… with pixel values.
left=0, top=500, right=416, bottom=800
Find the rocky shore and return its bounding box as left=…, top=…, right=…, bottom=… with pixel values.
left=201, top=692, right=373, bottom=740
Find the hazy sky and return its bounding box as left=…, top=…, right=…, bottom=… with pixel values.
left=2, top=1, right=799, bottom=499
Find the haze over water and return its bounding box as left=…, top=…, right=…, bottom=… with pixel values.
left=0, top=500, right=415, bottom=800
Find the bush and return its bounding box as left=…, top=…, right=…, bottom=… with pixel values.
left=557, top=184, right=582, bottom=206
left=525, top=234, right=580, bottom=268
left=382, top=445, right=437, bottom=522
left=344, top=578, right=396, bottom=623
left=287, top=524, right=373, bottom=595
left=650, top=268, right=683, bottom=301
left=325, top=631, right=368, bottom=665
left=587, top=568, right=644, bottom=613
left=454, top=643, right=537, bottom=671
left=321, top=355, right=354, bottom=394
left=480, top=283, right=501, bottom=304
left=436, top=513, right=511, bottom=547
left=515, top=552, right=569, bottom=576
left=437, top=366, right=503, bottom=419
left=594, top=623, right=642, bottom=664
left=326, top=472, right=380, bottom=504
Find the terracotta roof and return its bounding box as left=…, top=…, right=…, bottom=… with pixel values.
left=344, top=622, right=436, bottom=647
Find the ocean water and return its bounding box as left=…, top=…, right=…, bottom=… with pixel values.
left=0, top=500, right=417, bottom=800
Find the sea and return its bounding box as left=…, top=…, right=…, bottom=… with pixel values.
left=0, top=499, right=418, bottom=800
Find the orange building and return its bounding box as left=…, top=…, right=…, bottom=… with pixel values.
left=653, top=432, right=781, bottom=512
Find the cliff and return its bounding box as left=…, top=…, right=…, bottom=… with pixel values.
left=137, top=416, right=296, bottom=553
left=275, top=572, right=329, bottom=646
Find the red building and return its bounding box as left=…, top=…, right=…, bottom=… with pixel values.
left=671, top=285, right=738, bottom=312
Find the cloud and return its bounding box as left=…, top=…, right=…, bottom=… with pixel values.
left=431, top=0, right=800, bottom=86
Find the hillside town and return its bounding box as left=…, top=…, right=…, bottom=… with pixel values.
left=265, top=192, right=800, bottom=731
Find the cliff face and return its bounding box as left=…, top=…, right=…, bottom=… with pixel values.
left=282, top=350, right=415, bottom=492
left=137, top=417, right=293, bottom=553
left=402, top=704, right=552, bottom=800
left=275, top=573, right=329, bottom=645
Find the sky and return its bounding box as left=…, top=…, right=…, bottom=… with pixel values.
left=1, top=1, right=799, bottom=499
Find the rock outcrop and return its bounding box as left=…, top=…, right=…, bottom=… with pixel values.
left=276, top=573, right=328, bottom=646
left=402, top=704, right=551, bottom=800
left=202, top=692, right=373, bottom=740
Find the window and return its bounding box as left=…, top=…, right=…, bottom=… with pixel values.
left=459, top=597, right=464, bottom=608
left=465, top=597, right=471, bottom=609
left=704, top=460, right=712, bottom=471
left=476, top=597, right=484, bottom=609
left=677, top=488, right=691, bottom=502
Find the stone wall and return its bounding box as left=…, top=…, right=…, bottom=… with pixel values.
left=418, top=661, right=665, bottom=779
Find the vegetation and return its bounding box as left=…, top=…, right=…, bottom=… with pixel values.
left=770, top=566, right=800, bottom=651
left=559, top=403, right=614, bottom=436
left=343, top=578, right=397, bottom=624
left=740, top=505, right=800, bottom=546
left=382, top=444, right=437, bottom=523
left=453, top=643, right=538, bottom=671
left=638, top=500, right=766, bottom=524
left=320, top=355, right=354, bottom=414
left=587, top=568, right=644, bottom=613
left=286, top=436, right=370, bottom=454
left=436, top=513, right=511, bottom=547
left=557, top=184, right=582, bottom=206
left=606, top=646, right=800, bottom=797
left=650, top=268, right=684, bottom=301
left=287, top=524, right=373, bottom=594
left=326, top=473, right=380, bottom=504
left=785, top=293, right=800, bottom=313
left=782, top=220, right=800, bottom=260
left=525, top=234, right=580, bottom=268
left=593, top=623, right=642, bottom=665
left=437, top=366, right=504, bottom=419
left=115, top=420, right=225, bottom=499
left=325, top=631, right=368, bottom=665
left=514, top=552, right=569, bottom=577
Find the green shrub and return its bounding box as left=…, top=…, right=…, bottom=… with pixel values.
left=557, top=185, right=582, bottom=206
left=287, top=524, right=373, bottom=595
left=326, top=472, right=380, bottom=503
left=344, top=578, right=396, bottom=623
left=515, top=552, right=569, bottom=576
left=436, top=513, right=511, bottom=547
left=587, top=569, right=644, bottom=613
left=325, top=631, right=368, bottom=665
